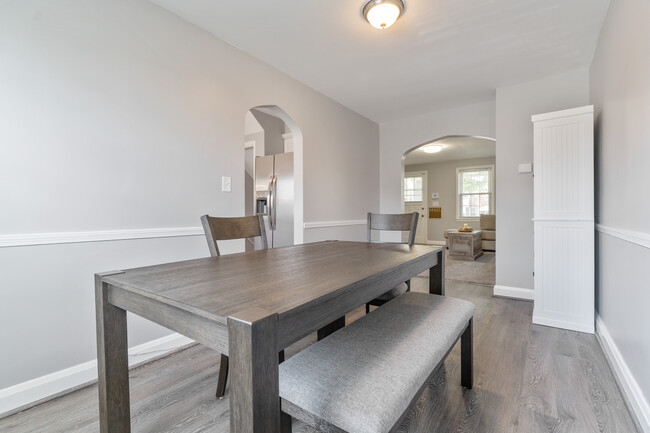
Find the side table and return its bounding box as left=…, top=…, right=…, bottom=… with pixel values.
left=448, top=230, right=483, bottom=261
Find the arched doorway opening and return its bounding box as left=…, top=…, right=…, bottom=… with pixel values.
left=244, top=106, right=303, bottom=249
left=402, top=135, right=496, bottom=285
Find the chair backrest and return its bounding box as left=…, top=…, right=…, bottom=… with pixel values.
left=367, top=212, right=419, bottom=246
left=200, top=214, right=268, bottom=257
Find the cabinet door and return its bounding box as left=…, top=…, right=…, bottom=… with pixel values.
left=533, top=112, right=594, bottom=220
left=533, top=220, right=594, bottom=333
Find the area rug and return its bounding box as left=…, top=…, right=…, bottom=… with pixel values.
left=444, top=252, right=495, bottom=286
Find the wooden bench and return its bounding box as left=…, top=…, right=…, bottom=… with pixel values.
left=279, top=292, right=475, bottom=433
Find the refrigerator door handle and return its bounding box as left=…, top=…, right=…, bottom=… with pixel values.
left=269, top=175, right=277, bottom=230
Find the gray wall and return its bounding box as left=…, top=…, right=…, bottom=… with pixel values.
left=406, top=157, right=496, bottom=242
left=590, top=0, right=650, bottom=424
left=0, top=0, right=378, bottom=391
left=495, top=69, right=590, bottom=291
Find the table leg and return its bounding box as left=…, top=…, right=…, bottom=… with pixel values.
left=95, top=274, right=130, bottom=433
left=228, top=308, right=281, bottom=433
left=429, top=248, right=445, bottom=295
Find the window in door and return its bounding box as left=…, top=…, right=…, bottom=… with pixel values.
left=457, top=166, right=494, bottom=219
left=404, top=176, right=423, bottom=202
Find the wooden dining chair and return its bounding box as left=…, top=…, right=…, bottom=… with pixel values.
left=200, top=214, right=280, bottom=399
left=365, top=212, right=419, bottom=314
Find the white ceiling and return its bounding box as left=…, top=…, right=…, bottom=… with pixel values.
left=404, top=136, right=495, bottom=165
left=151, top=0, right=610, bottom=123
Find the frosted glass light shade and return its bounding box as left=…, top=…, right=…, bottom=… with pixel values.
left=363, top=0, right=404, bottom=29
left=423, top=144, right=443, bottom=153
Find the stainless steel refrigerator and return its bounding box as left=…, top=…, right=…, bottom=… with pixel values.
left=255, top=152, right=294, bottom=248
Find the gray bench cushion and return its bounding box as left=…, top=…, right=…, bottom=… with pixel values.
left=279, top=292, right=475, bottom=433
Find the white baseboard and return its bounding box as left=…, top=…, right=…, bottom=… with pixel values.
left=0, top=333, right=194, bottom=418
left=596, top=315, right=650, bottom=432
left=532, top=314, right=594, bottom=334
left=492, top=284, right=534, bottom=300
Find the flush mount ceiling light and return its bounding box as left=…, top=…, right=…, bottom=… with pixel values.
left=362, top=0, right=405, bottom=29
left=422, top=144, right=443, bottom=153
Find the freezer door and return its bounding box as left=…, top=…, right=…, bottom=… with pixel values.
left=273, top=152, right=294, bottom=248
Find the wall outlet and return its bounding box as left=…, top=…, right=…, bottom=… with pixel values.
left=221, top=176, right=232, bottom=192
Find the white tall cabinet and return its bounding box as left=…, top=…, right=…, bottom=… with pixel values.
left=532, top=106, right=594, bottom=334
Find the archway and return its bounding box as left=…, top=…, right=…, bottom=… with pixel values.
left=244, top=105, right=304, bottom=247
left=401, top=135, right=495, bottom=251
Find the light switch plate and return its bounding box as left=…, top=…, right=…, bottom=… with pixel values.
left=518, top=163, right=533, bottom=173
left=221, top=176, right=232, bottom=192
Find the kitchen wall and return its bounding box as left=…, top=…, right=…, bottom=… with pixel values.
left=406, top=157, right=496, bottom=243
left=494, top=69, right=590, bottom=298
left=590, top=0, right=650, bottom=428
left=0, top=0, right=378, bottom=412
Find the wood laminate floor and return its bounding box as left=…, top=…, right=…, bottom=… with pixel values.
left=0, top=277, right=640, bottom=432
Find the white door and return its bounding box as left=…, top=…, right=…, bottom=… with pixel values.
left=403, top=171, right=427, bottom=244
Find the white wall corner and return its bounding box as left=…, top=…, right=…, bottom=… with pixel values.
left=0, top=333, right=194, bottom=418
left=596, top=315, right=650, bottom=432
left=492, top=284, right=534, bottom=300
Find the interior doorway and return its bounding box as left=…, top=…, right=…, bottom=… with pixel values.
left=244, top=106, right=304, bottom=249
left=402, top=135, right=497, bottom=287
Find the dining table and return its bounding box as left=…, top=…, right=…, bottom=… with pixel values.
left=95, top=240, right=445, bottom=433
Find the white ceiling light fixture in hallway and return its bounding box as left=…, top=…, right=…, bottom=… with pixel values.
left=362, top=0, right=405, bottom=29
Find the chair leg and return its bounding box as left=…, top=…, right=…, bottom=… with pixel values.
left=317, top=316, right=345, bottom=341
left=461, top=318, right=473, bottom=389
left=281, top=411, right=293, bottom=433
left=406, top=279, right=411, bottom=292
left=216, top=350, right=284, bottom=399
left=215, top=353, right=229, bottom=399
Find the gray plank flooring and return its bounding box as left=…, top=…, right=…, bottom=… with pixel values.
left=0, top=277, right=639, bottom=433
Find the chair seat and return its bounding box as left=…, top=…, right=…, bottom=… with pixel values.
left=373, top=282, right=408, bottom=301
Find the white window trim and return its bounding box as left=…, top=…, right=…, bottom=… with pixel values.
left=456, top=165, right=495, bottom=221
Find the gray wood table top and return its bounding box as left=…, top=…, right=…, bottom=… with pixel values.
left=103, top=240, right=438, bottom=324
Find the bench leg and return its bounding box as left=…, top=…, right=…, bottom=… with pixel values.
left=461, top=318, right=473, bottom=389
